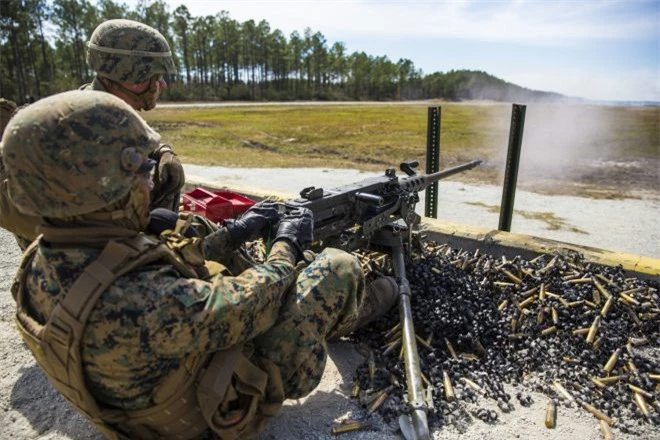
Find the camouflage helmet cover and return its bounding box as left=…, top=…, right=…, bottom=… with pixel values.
left=87, top=19, right=176, bottom=84
left=1, top=90, right=160, bottom=218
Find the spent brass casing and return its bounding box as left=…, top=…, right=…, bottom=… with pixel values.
left=384, top=322, right=402, bottom=339
left=599, top=419, right=614, bottom=440
left=592, top=288, right=601, bottom=305
left=367, top=352, right=376, bottom=381
left=539, top=283, right=546, bottom=301
left=331, top=421, right=365, bottom=435
left=584, top=300, right=597, bottom=309
left=553, top=381, right=576, bottom=405
left=586, top=316, right=601, bottom=344
left=592, top=278, right=611, bottom=299
left=537, top=308, right=545, bottom=325
left=603, top=348, right=621, bottom=373
left=627, top=361, right=639, bottom=376
left=593, top=337, right=603, bottom=351
left=498, top=299, right=509, bottom=312
left=518, top=295, right=536, bottom=309
left=445, top=338, right=460, bottom=361
left=633, top=392, right=650, bottom=418
left=600, top=296, right=614, bottom=317
left=461, top=353, right=480, bottom=362
left=383, top=338, right=402, bottom=356
left=541, top=326, right=557, bottom=336
left=572, top=327, right=590, bottom=336
left=503, top=269, right=522, bottom=284
left=367, top=391, right=389, bottom=415
left=596, top=273, right=616, bottom=287
left=420, top=372, right=431, bottom=387
left=551, top=307, right=559, bottom=325
left=351, top=382, right=360, bottom=398
left=590, top=377, right=606, bottom=389
left=443, top=371, right=455, bottom=402
left=619, top=292, right=640, bottom=306
left=628, top=384, right=653, bottom=399
left=415, top=334, right=433, bottom=350
left=580, top=401, right=614, bottom=426
left=545, top=291, right=560, bottom=299
left=545, top=400, right=556, bottom=428
left=619, top=286, right=646, bottom=297
left=462, top=377, right=485, bottom=395
left=521, top=286, right=539, bottom=298
left=649, top=373, right=660, bottom=381
left=597, top=376, right=624, bottom=385
left=567, top=277, right=591, bottom=285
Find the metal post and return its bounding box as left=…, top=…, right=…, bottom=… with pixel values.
left=498, top=104, right=526, bottom=232
left=424, top=107, right=441, bottom=218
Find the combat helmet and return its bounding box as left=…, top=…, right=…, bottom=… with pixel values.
left=1, top=90, right=160, bottom=218
left=87, top=19, right=176, bottom=84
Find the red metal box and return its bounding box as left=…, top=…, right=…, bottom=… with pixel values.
left=182, top=188, right=255, bottom=223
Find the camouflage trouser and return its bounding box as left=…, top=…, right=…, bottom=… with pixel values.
left=253, top=247, right=365, bottom=398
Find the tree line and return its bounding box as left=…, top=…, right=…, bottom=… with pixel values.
left=0, top=0, right=566, bottom=105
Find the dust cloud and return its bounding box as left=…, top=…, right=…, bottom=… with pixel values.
left=507, top=104, right=614, bottom=184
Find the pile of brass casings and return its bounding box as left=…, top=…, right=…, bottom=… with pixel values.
left=350, top=242, right=659, bottom=437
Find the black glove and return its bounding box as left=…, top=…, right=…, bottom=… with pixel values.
left=224, top=200, right=282, bottom=246
left=274, top=208, right=313, bottom=258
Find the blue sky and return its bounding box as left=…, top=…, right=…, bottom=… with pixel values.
left=149, top=0, right=659, bottom=101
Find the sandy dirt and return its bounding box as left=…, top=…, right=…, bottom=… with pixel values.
left=0, top=225, right=657, bottom=440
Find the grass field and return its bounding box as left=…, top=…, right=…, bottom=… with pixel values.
left=144, top=102, right=659, bottom=198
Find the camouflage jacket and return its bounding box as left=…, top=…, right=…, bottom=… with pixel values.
left=22, top=225, right=297, bottom=411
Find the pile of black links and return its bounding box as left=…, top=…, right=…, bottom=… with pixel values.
left=349, top=242, right=659, bottom=437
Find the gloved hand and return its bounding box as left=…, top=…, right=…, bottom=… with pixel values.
left=224, top=200, right=282, bottom=246
left=274, top=208, right=313, bottom=258
left=150, top=144, right=185, bottom=211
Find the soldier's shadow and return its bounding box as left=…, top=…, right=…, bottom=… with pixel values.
left=11, top=365, right=102, bottom=439
left=255, top=340, right=397, bottom=440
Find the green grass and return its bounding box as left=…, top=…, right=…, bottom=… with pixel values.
left=144, top=102, right=659, bottom=195
left=145, top=103, right=509, bottom=171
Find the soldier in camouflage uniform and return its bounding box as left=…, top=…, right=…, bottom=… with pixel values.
left=5, top=90, right=398, bottom=440
left=81, top=19, right=184, bottom=212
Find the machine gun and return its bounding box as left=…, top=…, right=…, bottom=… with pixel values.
left=286, top=159, right=482, bottom=440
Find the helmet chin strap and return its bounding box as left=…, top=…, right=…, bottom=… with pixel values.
left=99, top=76, right=159, bottom=111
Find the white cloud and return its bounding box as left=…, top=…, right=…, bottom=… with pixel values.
left=179, top=0, right=658, bottom=46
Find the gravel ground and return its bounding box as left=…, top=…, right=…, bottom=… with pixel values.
left=0, top=165, right=658, bottom=440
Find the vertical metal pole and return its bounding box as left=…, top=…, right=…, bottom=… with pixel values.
left=498, top=104, right=526, bottom=232
left=425, top=107, right=441, bottom=218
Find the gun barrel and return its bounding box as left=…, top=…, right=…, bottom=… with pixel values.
left=430, top=159, right=483, bottom=181
left=399, top=159, right=482, bottom=194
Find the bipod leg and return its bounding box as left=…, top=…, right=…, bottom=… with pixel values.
left=391, top=237, right=430, bottom=440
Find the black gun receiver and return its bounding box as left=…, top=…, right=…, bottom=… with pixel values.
left=285, top=159, right=482, bottom=250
